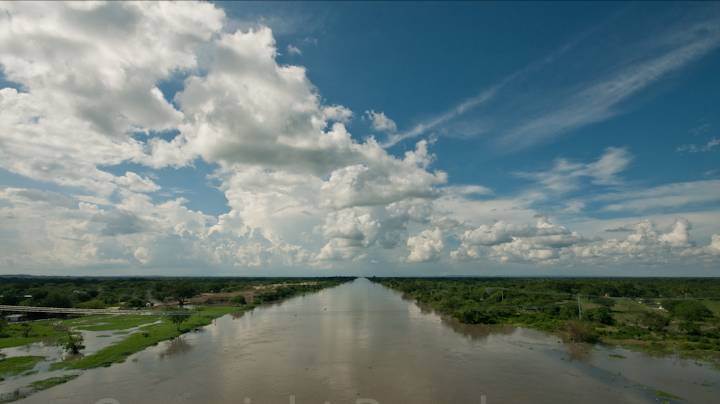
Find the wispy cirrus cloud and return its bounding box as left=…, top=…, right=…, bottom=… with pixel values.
left=383, top=9, right=720, bottom=151
left=598, top=179, right=720, bottom=213
left=677, top=137, right=720, bottom=153
left=515, top=147, right=632, bottom=196
left=381, top=85, right=500, bottom=147
left=380, top=16, right=604, bottom=148
left=496, top=16, right=720, bottom=150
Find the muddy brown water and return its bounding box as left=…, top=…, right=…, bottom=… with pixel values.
left=17, top=278, right=720, bottom=403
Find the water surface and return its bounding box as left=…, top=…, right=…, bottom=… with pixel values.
left=19, top=278, right=720, bottom=403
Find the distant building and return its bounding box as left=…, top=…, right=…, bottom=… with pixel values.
left=5, top=313, right=26, bottom=322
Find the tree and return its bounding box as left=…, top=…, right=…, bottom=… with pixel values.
left=171, top=283, right=197, bottom=307
left=0, top=293, right=20, bottom=305
left=231, top=295, right=247, bottom=305
left=123, top=297, right=146, bottom=309
left=169, top=310, right=192, bottom=330
left=41, top=291, right=72, bottom=308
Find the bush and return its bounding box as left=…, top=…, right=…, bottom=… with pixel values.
left=586, top=307, right=614, bottom=325
left=565, top=321, right=599, bottom=343
left=20, top=323, right=31, bottom=338
left=680, top=321, right=702, bottom=336
left=591, top=297, right=615, bottom=308
left=639, top=311, right=670, bottom=332
left=122, top=297, right=147, bottom=309
left=230, top=295, right=247, bottom=305
left=456, top=307, right=497, bottom=324
left=64, top=333, right=85, bottom=354
left=556, top=304, right=579, bottom=320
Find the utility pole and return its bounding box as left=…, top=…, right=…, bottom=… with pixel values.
left=577, top=295, right=583, bottom=320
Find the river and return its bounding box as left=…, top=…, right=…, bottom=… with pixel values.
left=20, top=278, right=720, bottom=403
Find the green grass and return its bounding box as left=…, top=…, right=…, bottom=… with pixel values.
left=608, top=353, right=626, bottom=359
left=64, top=314, right=161, bottom=331
left=0, top=321, right=66, bottom=349
left=1, top=311, right=208, bottom=351
left=28, top=374, right=79, bottom=391
left=53, top=306, right=245, bottom=370
left=655, top=389, right=682, bottom=401
left=703, top=300, right=720, bottom=317
left=0, top=356, right=44, bottom=378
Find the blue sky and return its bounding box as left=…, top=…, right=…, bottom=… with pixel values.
left=0, top=1, right=719, bottom=276
left=222, top=1, right=720, bottom=214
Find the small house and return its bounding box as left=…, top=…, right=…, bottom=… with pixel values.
left=5, top=313, right=26, bottom=322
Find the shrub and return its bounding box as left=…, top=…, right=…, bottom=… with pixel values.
left=557, top=304, right=579, bottom=320
left=680, top=321, right=702, bottom=336
left=639, top=311, right=670, bottom=332
left=456, top=307, right=496, bottom=324
left=565, top=321, right=599, bottom=343
left=230, top=295, right=247, bottom=305
left=20, top=323, right=31, bottom=338
left=64, top=333, right=85, bottom=354
left=586, top=307, right=614, bottom=325
left=591, top=297, right=615, bottom=308
left=122, top=297, right=147, bottom=309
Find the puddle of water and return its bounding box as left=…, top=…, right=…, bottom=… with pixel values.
left=1, top=318, right=160, bottom=398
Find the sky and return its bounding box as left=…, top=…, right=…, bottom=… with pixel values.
left=0, top=1, right=719, bottom=276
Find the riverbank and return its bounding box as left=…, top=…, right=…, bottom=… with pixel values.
left=1, top=278, right=350, bottom=402
left=17, top=278, right=720, bottom=404
left=373, top=277, right=720, bottom=367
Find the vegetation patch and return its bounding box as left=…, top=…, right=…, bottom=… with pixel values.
left=0, top=320, right=67, bottom=349
left=0, top=356, right=44, bottom=378
left=66, top=315, right=160, bottom=331
left=51, top=308, right=236, bottom=370
left=373, top=277, right=720, bottom=366
left=654, top=389, right=682, bottom=401
left=0, top=277, right=350, bottom=403
left=50, top=284, right=344, bottom=370
left=29, top=374, right=79, bottom=391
